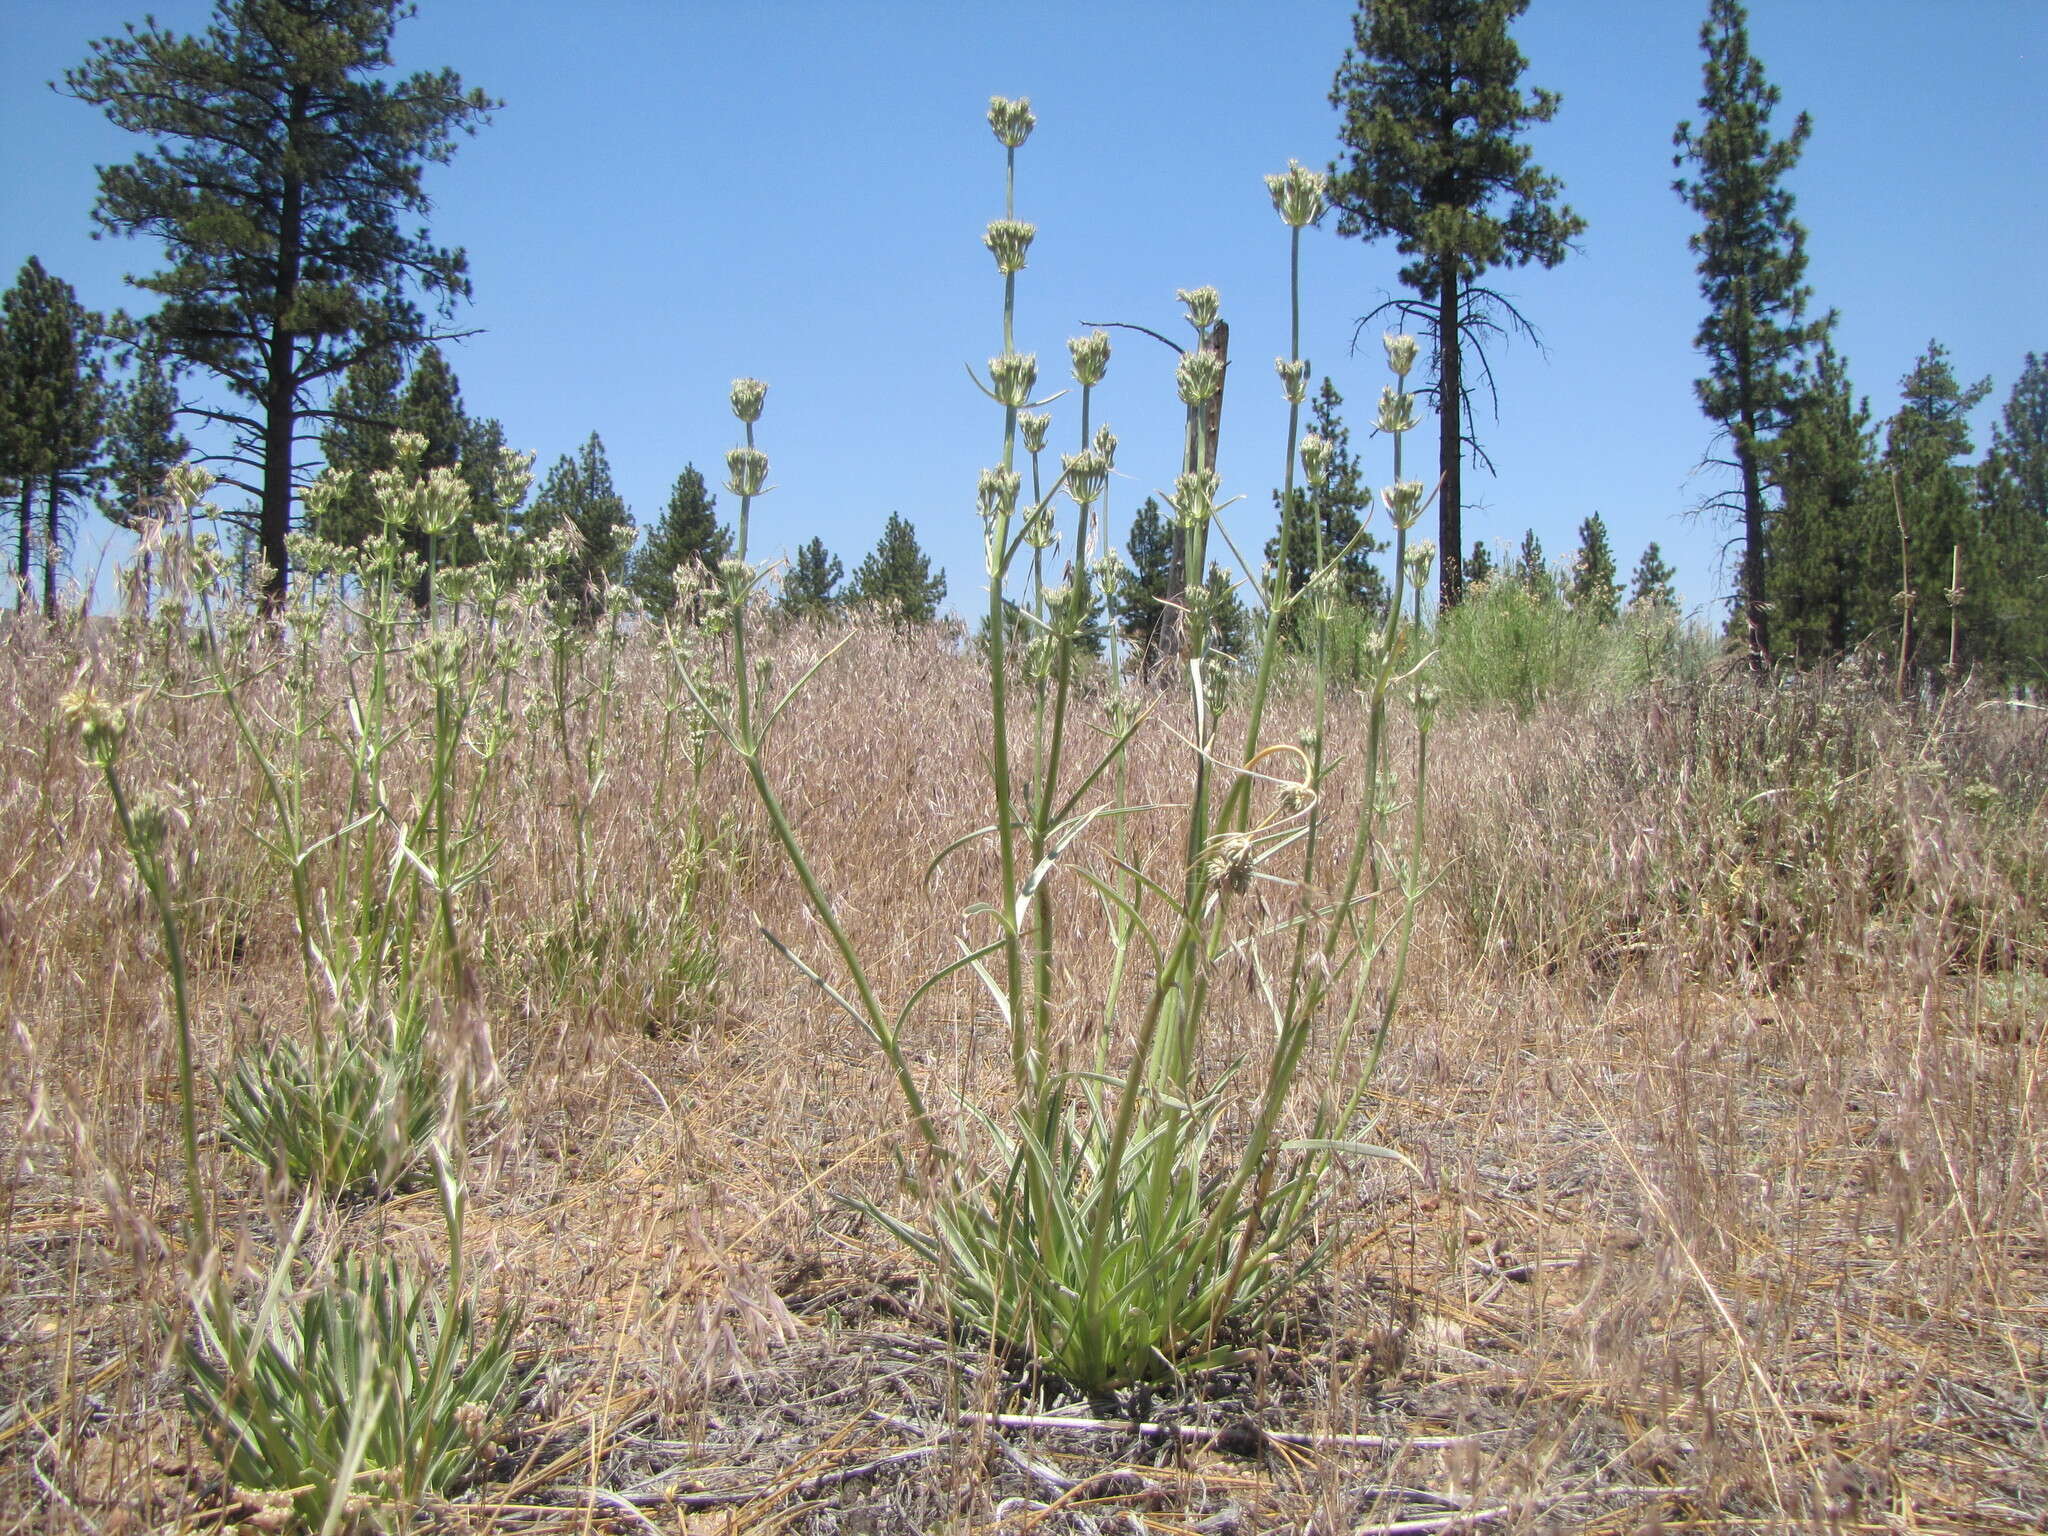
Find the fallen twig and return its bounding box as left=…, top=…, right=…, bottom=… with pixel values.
left=611, top=1442, right=942, bottom=1509
left=957, top=1410, right=1488, bottom=1453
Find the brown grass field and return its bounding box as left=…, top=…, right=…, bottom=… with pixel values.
left=3, top=614, right=2045, bottom=1534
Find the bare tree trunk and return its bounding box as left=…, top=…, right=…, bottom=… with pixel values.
left=1437, top=261, right=1463, bottom=611
left=14, top=481, right=31, bottom=612
left=43, top=476, right=59, bottom=618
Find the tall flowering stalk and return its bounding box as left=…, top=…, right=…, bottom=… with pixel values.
left=705, top=101, right=1434, bottom=1393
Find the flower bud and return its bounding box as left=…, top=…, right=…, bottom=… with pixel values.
left=983, top=218, right=1037, bottom=276
left=1018, top=412, right=1051, bottom=455
left=415, top=468, right=468, bottom=537
left=1275, top=357, right=1309, bottom=404
left=1381, top=479, right=1425, bottom=529
left=491, top=447, right=535, bottom=513
left=988, top=96, right=1036, bottom=148
left=724, top=446, right=769, bottom=499
left=1404, top=539, right=1436, bottom=589
left=1170, top=468, right=1221, bottom=528
left=729, top=377, right=768, bottom=424
left=1263, top=160, right=1327, bottom=228
left=163, top=460, right=216, bottom=512
left=1067, top=330, right=1112, bottom=387
left=1383, top=332, right=1419, bottom=378
left=1061, top=448, right=1109, bottom=506
left=1299, top=433, right=1333, bottom=487
left=1176, top=286, right=1221, bottom=332
left=988, top=352, right=1039, bottom=408
left=1376, top=385, right=1418, bottom=435
left=1093, top=550, right=1126, bottom=600
left=392, top=431, right=428, bottom=475
left=1176, top=348, right=1224, bottom=405
left=130, top=797, right=171, bottom=855
left=1409, top=682, right=1442, bottom=732
left=1093, top=423, right=1118, bottom=468
left=1023, top=504, right=1057, bottom=549
left=978, top=466, right=1021, bottom=525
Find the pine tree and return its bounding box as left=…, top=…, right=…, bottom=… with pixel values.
left=314, top=343, right=510, bottom=588
left=1465, top=539, right=1496, bottom=587
left=1513, top=529, right=1553, bottom=598
left=846, top=512, right=945, bottom=626
left=97, top=347, right=190, bottom=609
left=628, top=465, right=728, bottom=619
left=1118, top=496, right=1175, bottom=657
left=311, top=347, right=404, bottom=548
left=1882, top=341, right=1991, bottom=672
left=0, top=260, right=105, bottom=614
left=1629, top=542, right=1678, bottom=610
left=1768, top=335, right=1875, bottom=660
left=1568, top=514, right=1620, bottom=624
left=781, top=536, right=844, bottom=619
left=1264, top=379, right=1387, bottom=642
left=65, top=0, right=496, bottom=607
left=1977, top=353, right=2048, bottom=677
left=526, top=432, right=632, bottom=620
left=1204, top=562, right=1252, bottom=666
left=1328, top=0, right=1584, bottom=610
left=1673, top=0, right=1827, bottom=668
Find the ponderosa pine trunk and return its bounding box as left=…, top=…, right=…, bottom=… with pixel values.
left=1438, top=258, right=1464, bottom=609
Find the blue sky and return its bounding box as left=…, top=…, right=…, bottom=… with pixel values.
left=4, top=0, right=2044, bottom=620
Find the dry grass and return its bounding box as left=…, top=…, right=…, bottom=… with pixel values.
left=3, top=613, right=2045, bottom=1533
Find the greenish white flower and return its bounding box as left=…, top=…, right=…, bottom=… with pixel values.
left=1019, top=412, right=1052, bottom=455
left=1263, top=160, right=1327, bottom=228
left=1061, top=447, right=1109, bottom=505
left=1177, top=286, right=1221, bottom=331
left=490, top=447, right=535, bottom=512
left=1381, top=479, right=1425, bottom=529
left=1404, top=539, right=1436, bottom=589
left=1176, top=348, right=1223, bottom=406
left=1383, top=332, right=1420, bottom=378
left=1067, top=330, right=1112, bottom=386
left=1299, top=432, right=1332, bottom=487
left=1093, top=423, right=1117, bottom=468
left=978, top=466, right=1021, bottom=525
left=1410, top=682, right=1442, bottom=731
left=163, top=460, right=216, bottom=512
left=988, top=96, right=1036, bottom=148
left=391, top=431, right=428, bottom=474
left=60, top=686, right=128, bottom=763
left=1092, top=550, right=1126, bottom=600
left=1023, top=504, right=1057, bottom=549
left=1170, top=468, right=1221, bottom=528
left=989, top=352, right=1039, bottom=408
left=1275, top=357, right=1309, bottom=404
left=725, top=446, right=769, bottom=499
left=729, top=377, right=768, bottom=424
left=414, top=469, right=469, bottom=538
left=1376, top=385, right=1418, bottom=435
left=983, top=218, right=1037, bottom=275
